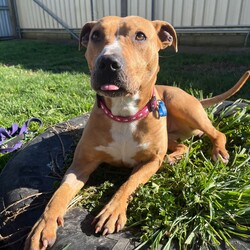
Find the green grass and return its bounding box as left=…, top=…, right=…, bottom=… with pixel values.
left=129, top=106, right=250, bottom=249
left=158, top=49, right=250, bottom=100
left=0, top=40, right=250, bottom=249
left=0, top=65, right=93, bottom=126
left=0, top=40, right=94, bottom=170
left=75, top=102, right=250, bottom=250
left=0, top=40, right=93, bottom=128
left=128, top=103, right=250, bottom=250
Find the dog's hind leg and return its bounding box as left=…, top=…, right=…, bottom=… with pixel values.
left=200, top=121, right=229, bottom=163
left=167, top=138, right=189, bottom=164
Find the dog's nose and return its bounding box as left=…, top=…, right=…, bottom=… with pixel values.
left=97, top=55, right=122, bottom=72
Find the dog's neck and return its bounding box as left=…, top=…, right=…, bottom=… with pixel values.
left=110, top=93, right=140, bottom=116
left=101, top=89, right=154, bottom=117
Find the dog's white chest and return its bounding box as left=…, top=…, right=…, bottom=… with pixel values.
left=95, top=94, right=150, bottom=166
left=96, top=121, right=148, bottom=166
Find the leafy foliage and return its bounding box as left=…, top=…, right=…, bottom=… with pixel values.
left=128, top=102, right=250, bottom=249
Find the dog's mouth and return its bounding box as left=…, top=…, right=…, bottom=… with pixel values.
left=91, top=63, right=130, bottom=97
left=93, top=81, right=129, bottom=97
left=91, top=53, right=130, bottom=97
left=91, top=74, right=130, bottom=97
left=100, top=84, right=120, bottom=91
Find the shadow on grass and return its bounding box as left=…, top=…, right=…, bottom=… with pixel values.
left=157, top=48, right=250, bottom=99
left=0, top=39, right=90, bottom=74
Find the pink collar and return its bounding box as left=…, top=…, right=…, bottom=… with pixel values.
left=97, top=91, right=157, bottom=123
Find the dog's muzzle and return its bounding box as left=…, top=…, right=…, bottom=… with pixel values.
left=91, top=54, right=128, bottom=97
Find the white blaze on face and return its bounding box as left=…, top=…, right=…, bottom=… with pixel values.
left=96, top=39, right=122, bottom=64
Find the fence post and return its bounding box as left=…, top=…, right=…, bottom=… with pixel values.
left=121, top=0, right=127, bottom=17
left=90, top=0, right=94, bottom=21
left=151, top=0, right=155, bottom=20
left=6, top=0, right=18, bottom=38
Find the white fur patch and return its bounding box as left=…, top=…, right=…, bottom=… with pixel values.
left=111, top=92, right=139, bottom=116
left=96, top=94, right=150, bottom=166
left=101, top=40, right=121, bottom=57
left=96, top=121, right=149, bottom=166
left=94, top=40, right=122, bottom=71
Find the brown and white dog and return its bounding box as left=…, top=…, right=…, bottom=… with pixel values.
left=25, top=16, right=249, bottom=250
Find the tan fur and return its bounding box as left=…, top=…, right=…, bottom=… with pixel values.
left=200, top=70, right=250, bottom=107
left=25, top=16, right=249, bottom=250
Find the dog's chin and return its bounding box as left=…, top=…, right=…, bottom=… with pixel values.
left=96, top=89, right=129, bottom=98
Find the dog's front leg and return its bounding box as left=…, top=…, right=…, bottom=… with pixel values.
left=24, top=160, right=99, bottom=250
left=94, top=158, right=163, bottom=235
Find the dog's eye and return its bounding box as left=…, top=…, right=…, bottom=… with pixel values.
left=91, top=30, right=102, bottom=42
left=135, top=32, right=147, bottom=41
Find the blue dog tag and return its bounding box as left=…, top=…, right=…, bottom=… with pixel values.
left=158, top=101, right=167, bottom=117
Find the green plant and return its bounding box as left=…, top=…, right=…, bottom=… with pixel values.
left=78, top=102, right=250, bottom=250
left=128, top=102, right=250, bottom=250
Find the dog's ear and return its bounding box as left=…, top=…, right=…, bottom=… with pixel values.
left=79, top=21, right=97, bottom=49
left=152, top=20, right=178, bottom=52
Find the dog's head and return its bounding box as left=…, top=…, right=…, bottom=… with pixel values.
left=80, top=16, right=177, bottom=98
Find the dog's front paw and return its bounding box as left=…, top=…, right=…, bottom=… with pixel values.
left=93, top=201, right=127, bottom=235
left=24, top=215, right=63, bottom=250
